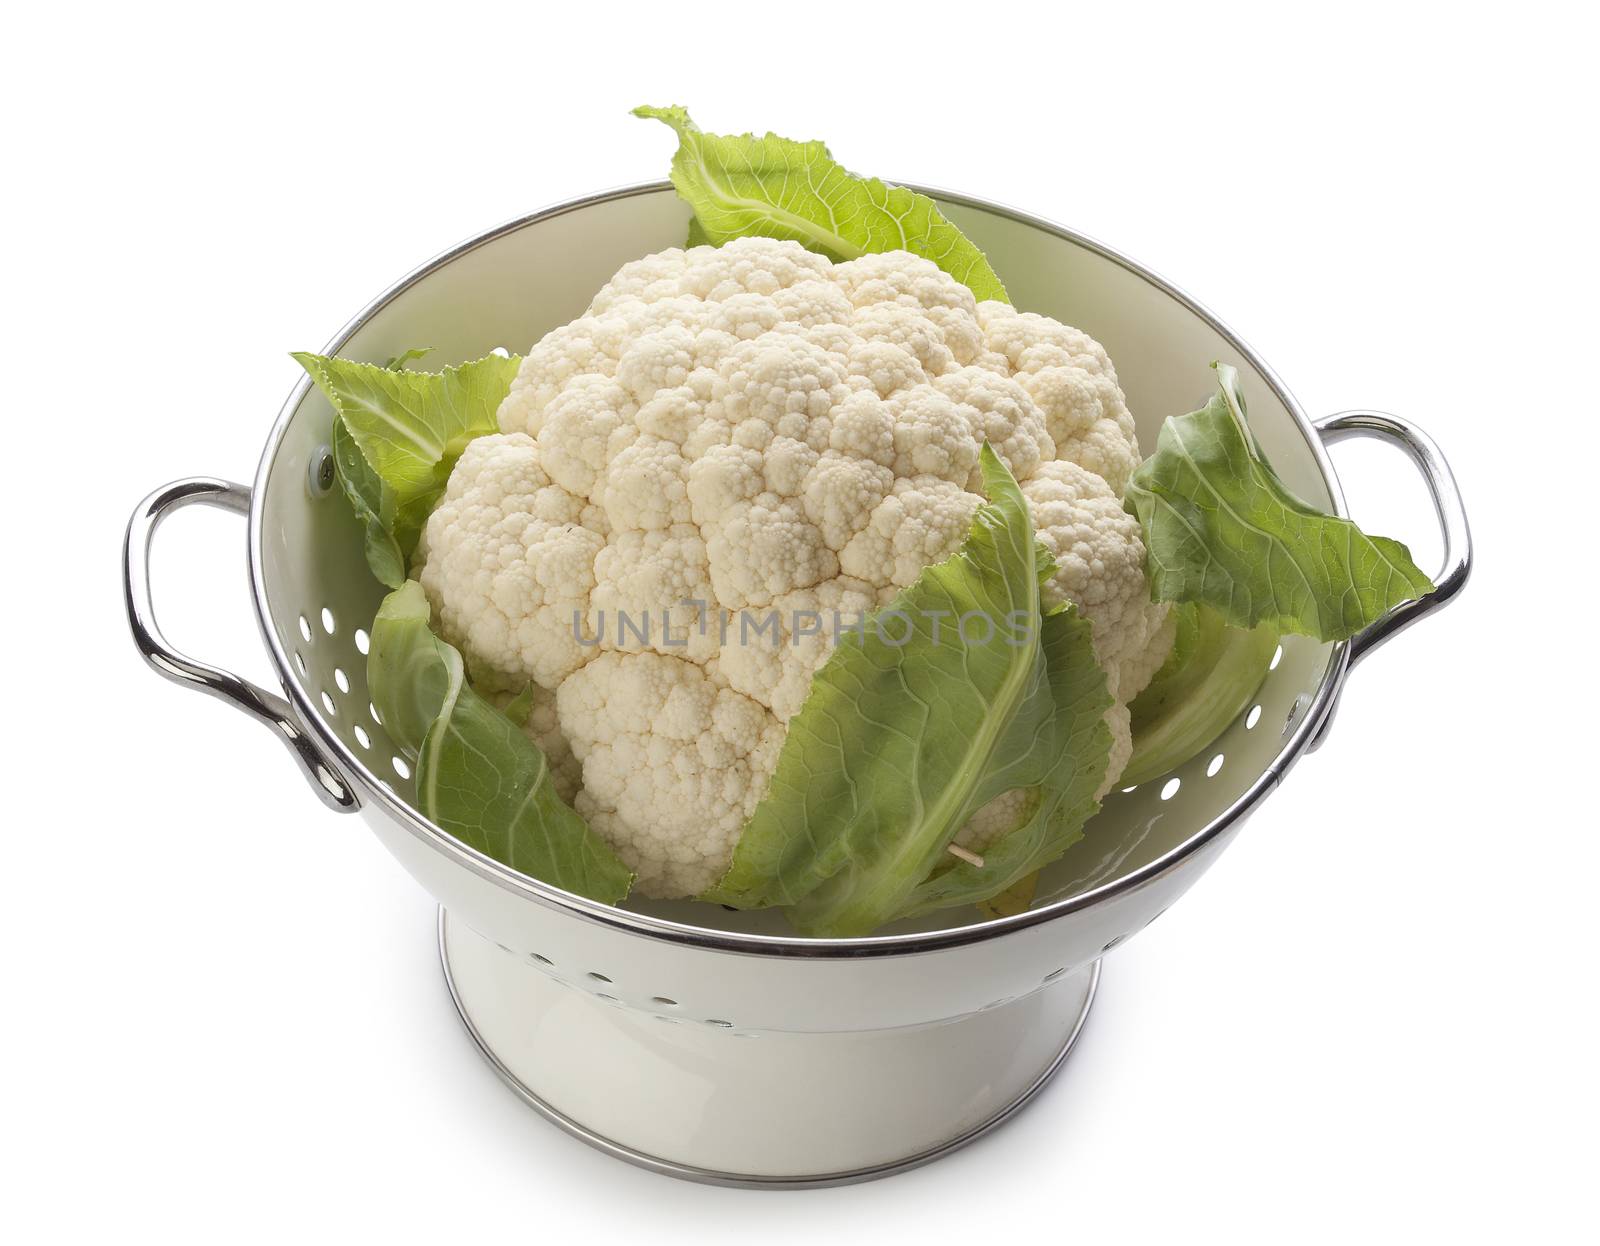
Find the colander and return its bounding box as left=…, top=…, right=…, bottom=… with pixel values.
left=122, top=183, right=1471, bottom=1188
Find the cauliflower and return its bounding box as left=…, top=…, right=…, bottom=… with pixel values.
left=419, top=238, right=1171, bottom=897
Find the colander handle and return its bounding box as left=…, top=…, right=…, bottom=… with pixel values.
left=1307, top=412, right=1472, bottom=751
left=1313, top=411, right=1472, bottom=665
left=123, top=478, right=361, bottom=813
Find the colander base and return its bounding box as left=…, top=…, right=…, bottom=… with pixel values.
left=439, top=908, right=1098, bottom=1187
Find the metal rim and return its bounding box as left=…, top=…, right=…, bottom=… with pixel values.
left=436, top=907, right=1102, bottom=1189
left=248, top=180, right=1353, bottom=959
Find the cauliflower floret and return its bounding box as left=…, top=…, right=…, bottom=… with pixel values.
left=588, top=525, right=718, bottom=662
left=832, top=251, right=980, bottom=318
left=1018, top=366, right=1140, bottom=495
left=982, top=303, right=1141, bottom=494
left=519, top=376, right=638, bottom=499
left=1021, top=460, right=1170, bottom=702
left=934, top=367, right=1055, bottom=486
left=840, top=476, right=982, bottom=587
left=420, top=238, right=1166, bottom=897
left=418, top=434, right=602, bottom=689
left=717, top=576, right=879, bottom=722
left=557, top=652, right=784, bottom=898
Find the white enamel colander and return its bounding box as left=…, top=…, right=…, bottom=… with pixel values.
left=123, top=183, right=1471, bottom=1187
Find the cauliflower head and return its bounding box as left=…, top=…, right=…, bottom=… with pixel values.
left=419, top=238, right=1171, bottom=897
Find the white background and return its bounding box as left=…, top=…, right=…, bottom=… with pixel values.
left=5, top=2, right=1595, bottom=1242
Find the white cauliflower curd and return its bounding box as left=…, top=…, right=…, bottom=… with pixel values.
left=417, top=238, right=1172, bottom=897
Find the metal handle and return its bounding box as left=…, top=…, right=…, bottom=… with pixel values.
left=1304, top=412, right=1472, bottom=752
left=123, top=478, right=360, bottom=812
left=1313, top=411, right=1472, bottom=667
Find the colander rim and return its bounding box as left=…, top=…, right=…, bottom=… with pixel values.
left=248, top=179, right=1352, bottom=958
